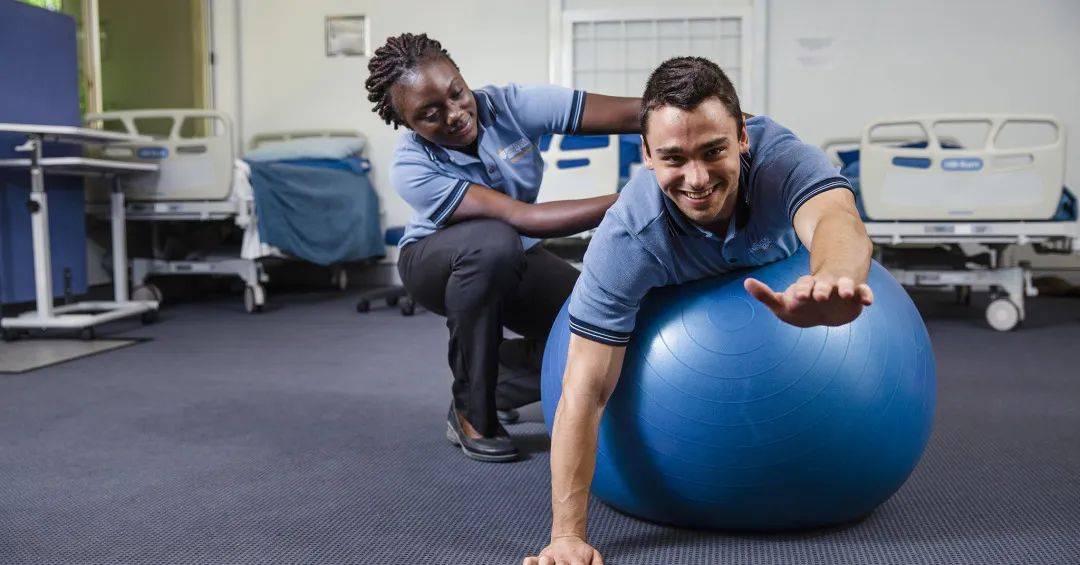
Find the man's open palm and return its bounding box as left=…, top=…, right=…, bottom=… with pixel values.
left=744, top=273, right=873, bottom=327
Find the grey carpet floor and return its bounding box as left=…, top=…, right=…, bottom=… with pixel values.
left=0, top=290, right=1077, bottom=564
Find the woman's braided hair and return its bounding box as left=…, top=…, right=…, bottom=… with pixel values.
left=365, top=33, right=459, bottom=129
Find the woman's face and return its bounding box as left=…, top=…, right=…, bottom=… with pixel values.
left=391, top=58, right=478, bottom=148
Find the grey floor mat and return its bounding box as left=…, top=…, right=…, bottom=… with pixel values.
left=0, top=338, right=144, bottom=373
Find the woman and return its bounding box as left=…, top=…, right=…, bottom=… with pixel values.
left=366, top=33, right=639, bottom=462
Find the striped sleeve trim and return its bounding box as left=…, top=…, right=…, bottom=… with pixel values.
left=568, top=315, right=631, bottom=346
left=430, top=179, right=471, bottom=226
left=566, top=90, right=588, bottom=135
left=788, top=177, right=854, bottom=221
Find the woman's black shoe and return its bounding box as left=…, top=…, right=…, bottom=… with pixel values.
left=445, top=405, right=518, bottom=462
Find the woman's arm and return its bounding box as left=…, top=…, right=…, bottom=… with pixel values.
left=442, top=92, right=637, bottom=235
left=578, top=94, right=641, bottom=134
left=449, top=183, right=616, bottom=238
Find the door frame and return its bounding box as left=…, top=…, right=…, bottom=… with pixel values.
left=78, top=0, right=212, bottom=116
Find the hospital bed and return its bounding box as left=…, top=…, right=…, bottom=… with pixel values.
left=83, top=110, right=383, bottom=313
left=822, top=114, right=1079, bottom=330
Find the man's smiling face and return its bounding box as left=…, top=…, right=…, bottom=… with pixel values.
left=642, top=97, right=749, bottom=234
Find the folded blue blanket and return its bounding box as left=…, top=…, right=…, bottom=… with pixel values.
left=245, top=156, right=385, bottom=265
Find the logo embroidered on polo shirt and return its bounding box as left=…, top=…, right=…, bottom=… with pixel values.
left=750, top=237, right=772, bottom=253
left=499, top=138, right=534, bottom=163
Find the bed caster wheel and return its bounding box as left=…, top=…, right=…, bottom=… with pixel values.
left=400, top=297, right=415, bottom=317
left=141, top=309, right=159, bottom=325
left=386, top=295, right=400, bottom=307
left=132, top=283, right=163, bottom=303
left=356, top=299, right=371, bottom=313
left=80, top=327, right=96, bottom=341
left=2, top=329, right=19, bottom=342
left=331, top=268, right=349, bottom=291
left=244, top=285, right=265, bottom=314
left=986, top=298, right=1020, bottom=331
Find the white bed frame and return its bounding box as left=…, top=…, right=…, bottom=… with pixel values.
left=83, top=110, right=365, bottom=313
left=248, top=129, right=366, bottom=151
left=858, top=114, right=1066, bottom=221
left=536, top=134, right=620, bottom=206
left=822, top=114, right=1079, bottom=331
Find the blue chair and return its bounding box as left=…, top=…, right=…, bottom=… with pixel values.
left=355, top=226, right=415, bottom=316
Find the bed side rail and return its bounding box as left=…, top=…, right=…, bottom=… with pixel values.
left=84, top=109, right=236, bottom=203
left=858, top=114, right=1065, bottom=221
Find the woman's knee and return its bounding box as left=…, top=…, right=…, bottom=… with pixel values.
left=456, top=220, right=524, bottom=272
left=450, top=220, right=525, bottom=295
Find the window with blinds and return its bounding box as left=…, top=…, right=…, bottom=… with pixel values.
left=558, top=4, right=763, bottom=110
left=568, top=17, right=746, bottom=98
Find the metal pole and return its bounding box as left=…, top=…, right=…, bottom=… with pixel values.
left=25, top=135, right=55, bottom=319
left=110, top=175, right=128, bottom=302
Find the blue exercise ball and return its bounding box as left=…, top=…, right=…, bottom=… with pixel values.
left=541, top=249, right=936, bottom=531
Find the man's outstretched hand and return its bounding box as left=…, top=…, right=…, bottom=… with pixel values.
left=744, top=273, right=873, bottom=328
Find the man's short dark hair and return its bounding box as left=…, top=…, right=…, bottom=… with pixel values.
left=639, top=56, right=744, bottom=144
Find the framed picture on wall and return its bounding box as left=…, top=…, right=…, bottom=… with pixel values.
left=326, top=15, right=368, bottom=57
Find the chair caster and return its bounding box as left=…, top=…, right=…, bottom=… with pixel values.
left=400, top=297, right=415, bottom=316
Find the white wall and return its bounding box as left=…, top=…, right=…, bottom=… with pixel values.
left=229, top=0, right=550, bottom=232
left=565, top=0, right=749, bottom=10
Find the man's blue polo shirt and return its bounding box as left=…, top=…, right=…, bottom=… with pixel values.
left=567, top=115, right=854, bottom=346
left=390, top=83, right=587, bottom=248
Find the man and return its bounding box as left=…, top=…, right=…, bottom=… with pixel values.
left=524, top=57, right=874, bottom=564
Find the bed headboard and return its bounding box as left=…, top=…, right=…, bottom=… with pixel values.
left=248, top=130, right=366, bottom=151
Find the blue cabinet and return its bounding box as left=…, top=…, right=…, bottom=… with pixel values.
left=0, top=0, right=87, bottom=304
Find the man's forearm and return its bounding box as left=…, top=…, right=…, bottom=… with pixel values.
left=809, top=211, right=872, bottom=281
left=548, top=337, right=626, bottom=543
left=549, top=389, right=604, bottom=539
left=510, top=194, right=618, bottom=238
